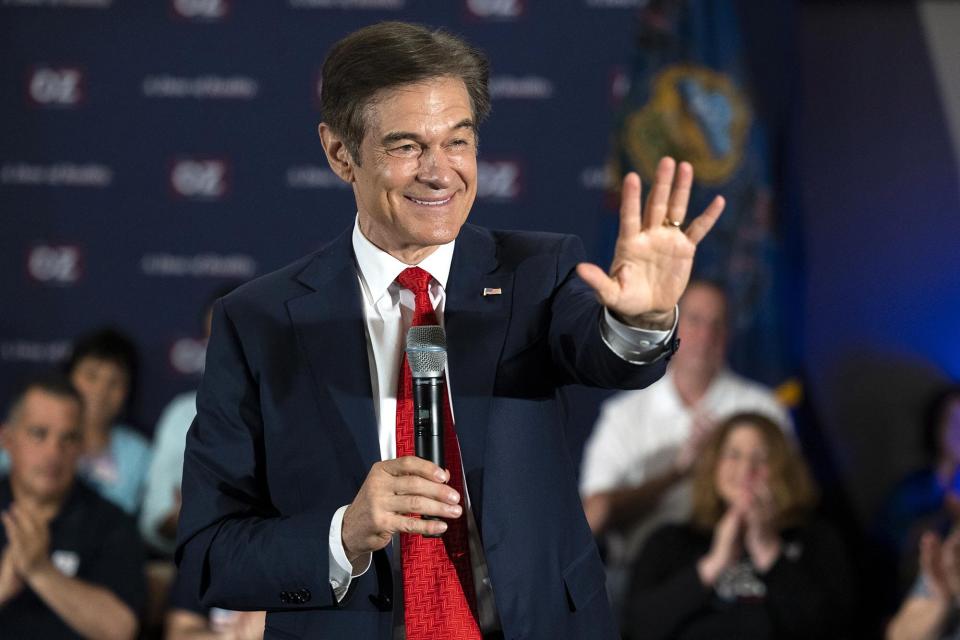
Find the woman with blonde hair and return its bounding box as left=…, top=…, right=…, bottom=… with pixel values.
left=622, top=412, right=855, bottom=639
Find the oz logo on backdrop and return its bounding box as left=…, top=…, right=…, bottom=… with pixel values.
left=170, top=0, right=230, bottom=20
left=170, top=337, right=208, bottom=375
left=464, top=0, right=524, bottom=19
left=27, top=67, right=86, bottom=107
left=477, top=160, right=523, bottom=202
left=27, top=245, right=83, bottom=285
left=169, top=158, right=231, bottom=200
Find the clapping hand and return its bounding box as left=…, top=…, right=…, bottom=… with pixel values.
left=740, top=472, right=782, bottom=572
left=0, top=546, right=24, bottom=605
left=1, top=503, right=53, bottom=581
left=919, top=527, right=960, bottom=604
left=576, top=157, right=725, bottom=329
left=697, top=470, right=782, bottom=585
left=674, top=412, right=715, bottom=474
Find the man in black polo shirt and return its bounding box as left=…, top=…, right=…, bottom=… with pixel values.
left=0, top=373, right=145, bottom=639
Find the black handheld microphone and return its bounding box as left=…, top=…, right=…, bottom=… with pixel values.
left=405, top=326, right=447, bottom=535
left=405, top=325, right=447, bottom=476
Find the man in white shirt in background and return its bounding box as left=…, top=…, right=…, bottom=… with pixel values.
left=580, top=279, right=791, bottom=613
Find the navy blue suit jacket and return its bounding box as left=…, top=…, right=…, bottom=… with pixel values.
left=177, top=223, right=671, bottom=639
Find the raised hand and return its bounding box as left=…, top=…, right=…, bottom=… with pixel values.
left=576, top=157, right=725, bottom=328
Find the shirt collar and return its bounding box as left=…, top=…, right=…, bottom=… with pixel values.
left=351, top=216, right=455, bottom=305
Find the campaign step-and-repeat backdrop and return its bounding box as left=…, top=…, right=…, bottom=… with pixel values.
left=1, top=0, right=793, bottom=437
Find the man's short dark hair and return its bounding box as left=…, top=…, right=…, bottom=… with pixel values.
left=320, top=21, right=491, bottom=164
left=66, top=327, right=138, bottom=380
left=5, top=372, right=83, bottom=423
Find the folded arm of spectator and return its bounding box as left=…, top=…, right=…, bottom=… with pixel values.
left=2, top=503, right=137, bottom=640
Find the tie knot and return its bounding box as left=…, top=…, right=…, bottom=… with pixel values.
left=395, top=266, right=433, bottom=296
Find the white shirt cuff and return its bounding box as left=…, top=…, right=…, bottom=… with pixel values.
left=600, top=306, right=678, bottom=364
left=329, top=505, right=372, bottom=602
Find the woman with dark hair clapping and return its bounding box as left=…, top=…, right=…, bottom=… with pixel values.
left=622, top=412, right=855, bottom=640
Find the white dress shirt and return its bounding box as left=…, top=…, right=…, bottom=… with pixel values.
left=329, top=218, right=676, bottom=631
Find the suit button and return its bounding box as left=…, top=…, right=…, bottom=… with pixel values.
left=298, top=588, right=311, bottom=602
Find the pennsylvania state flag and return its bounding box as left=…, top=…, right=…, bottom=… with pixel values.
left=602, top=0, right=796, bottom=391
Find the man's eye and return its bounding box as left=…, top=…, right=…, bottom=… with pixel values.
left=387, top=144, right=421, bottom=158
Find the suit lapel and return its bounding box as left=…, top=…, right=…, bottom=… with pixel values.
left=286, top=228, right=381, bottom=487
left=445, top=225, right=512, bottom=531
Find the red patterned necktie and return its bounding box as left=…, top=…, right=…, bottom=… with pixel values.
left=395, top=266, right=481, bottom=639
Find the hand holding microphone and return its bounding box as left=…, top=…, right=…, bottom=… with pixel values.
left=340, top=325, right=458, bottom=558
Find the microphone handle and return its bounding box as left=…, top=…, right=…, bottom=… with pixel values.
left=412, top=376, right=445, bottom=469
left=412, top=376, right=445, bottom=534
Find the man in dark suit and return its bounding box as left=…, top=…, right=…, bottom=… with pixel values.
left=177, top=22, right=724, bottom=639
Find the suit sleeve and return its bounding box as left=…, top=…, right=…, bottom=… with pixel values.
left=548, top=235, right=671, bottom=389
left=175, top=299, right=337, bottom=611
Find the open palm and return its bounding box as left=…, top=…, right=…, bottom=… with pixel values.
left=577, top=157, right=725, bottom=327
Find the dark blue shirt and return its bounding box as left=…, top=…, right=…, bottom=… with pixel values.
left=0, top=477, right=146, bottom=639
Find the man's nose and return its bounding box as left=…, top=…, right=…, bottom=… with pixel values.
left=416, top=148, right=454, bottom=189
left=40, top=437, right=66, bottom=460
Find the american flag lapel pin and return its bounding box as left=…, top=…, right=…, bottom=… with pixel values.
left=482, top=287, right=502, bottom=296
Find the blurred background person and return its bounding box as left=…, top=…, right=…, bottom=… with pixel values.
left=876, top=386, right=960, bottom=596
left=137, top=286, right=237, bottom=638
left=140, top=286, right=235, bottom=557
left=0, top=373, right=145, bottom=639
left=621, top=412, right=854, bottom=640
left=163, top=562, right=265, bottom=640
left=67, top=327, right=151, bottom=516
left=887, top=524, right=960, bottom=640
left=0, top=328, right=152, bottom=518
left=580, top=280, right=791, bottom=611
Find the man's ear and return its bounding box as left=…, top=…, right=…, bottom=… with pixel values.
left=318, top=123, right=355, bottom=184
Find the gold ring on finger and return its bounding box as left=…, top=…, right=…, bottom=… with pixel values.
left=663, top=219, right=683, bottom=229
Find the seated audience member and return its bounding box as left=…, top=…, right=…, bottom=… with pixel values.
left=68, top=327, right=152, bottom=515
left=140, top=392, right=193, bottom=556
left=0, top=373, right=145, bottom=639
left=580, top=280, right=791, bottom=609
left=140, top=286, right=233, bottom=556
left=622, top=412, right=854, bottom=640
left=876, top=386, right=960, bottom=590
left=887, top=525, right=960, bottom=640
left=165, top=561, right=264, bottom=640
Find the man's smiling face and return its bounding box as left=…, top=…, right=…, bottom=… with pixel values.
left=347, top=76, right=478, bottom=264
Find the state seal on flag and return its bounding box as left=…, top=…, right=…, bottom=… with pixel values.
left=622, top=64, right=751, bottom=187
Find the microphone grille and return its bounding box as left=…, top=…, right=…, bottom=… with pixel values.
left=406, top=325, right=447, bottom=378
